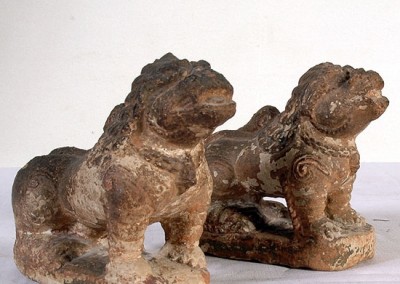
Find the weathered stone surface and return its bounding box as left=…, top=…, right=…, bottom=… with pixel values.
left=12, top=53, right=236, bottom=283
left=200, top=63, right=389, bottom=270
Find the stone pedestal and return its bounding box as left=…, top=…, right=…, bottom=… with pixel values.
left=201, top=223, right=375, bottom=271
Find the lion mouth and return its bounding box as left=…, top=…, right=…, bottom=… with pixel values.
left=199, top=97, right=236, bottom=118
left=201, top=99, right=237, bottom=111
left=198, top=89, right=235, bottom=108
left=203, top=96, right=232, bottom=106
left=195, top=89, right=236, bottom=127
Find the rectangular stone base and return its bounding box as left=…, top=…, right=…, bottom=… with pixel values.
left=200, top=224, right=375, bottom=271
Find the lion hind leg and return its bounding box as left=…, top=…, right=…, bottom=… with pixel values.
left=14, top=231, right=96, bottom=283
left=12, top=158, right=103, bottom=282
left=13, top=173, right=67, bottom=232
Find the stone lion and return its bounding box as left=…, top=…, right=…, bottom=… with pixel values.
left=203, top=63, right=389, bottom=242
left=12, top=53, right=236, bottom=283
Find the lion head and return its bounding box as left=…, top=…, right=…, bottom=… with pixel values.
left=100, top=53, right=236, bottom=149
left=283, top=63, right=389, bottom=138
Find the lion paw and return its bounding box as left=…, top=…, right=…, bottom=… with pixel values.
left=157, top=243, right=206, bottom=269
left=309, top=218, right=346, bottom=241
left=205, top=206, right=256, bottom=234
left=330, top=208, right=366, bottom=226
left=105, top=258, right=153, bottom=283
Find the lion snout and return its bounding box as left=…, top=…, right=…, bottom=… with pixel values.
left=373, top=95, right=389, bottom=118
left=365, top=89, right=389, bottom=118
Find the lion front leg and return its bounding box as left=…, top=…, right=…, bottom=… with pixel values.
left=327, top=176, right=365, bottom=226
left=159, top=209, right=207, bottom=269
left=103, top=166, right=154, bottom=283
left=284, top=183, right=328, bottom=237
left=286, top=184, right=346, bottom=241
left=285, top=156, right=343, bottom=240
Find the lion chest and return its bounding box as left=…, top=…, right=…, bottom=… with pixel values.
left=115, top=148, right=209, bottom=219
left=139, top=148, right=198, bottom=196
left=67, top=145, right=210, bottom=227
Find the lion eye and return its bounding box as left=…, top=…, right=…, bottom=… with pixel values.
left=340, top=71, right=351, bottom=86
left=345, top=71, right=351, bottom=81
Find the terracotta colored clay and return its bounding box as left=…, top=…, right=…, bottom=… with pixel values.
left=12, top=53, right=236, bottom=283
left=201, top=63, right=389, bottom=270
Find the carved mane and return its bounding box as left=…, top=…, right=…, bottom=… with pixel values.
left=259, top=63, right=353, bottom=153
left=98, top=53, right=193, bottom=151
left=281, top=63, right=347, bottom=126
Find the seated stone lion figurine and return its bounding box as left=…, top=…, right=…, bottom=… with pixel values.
left=201, top=63, right=389, bottom=270
left=12, top=53, right=236, bottom=283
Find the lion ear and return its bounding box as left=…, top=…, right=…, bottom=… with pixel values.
left=160, top=52, right=179, bottom=61
left=103, top=104, right=125, bottom=132
left=141, top=53, right=180, bottom=75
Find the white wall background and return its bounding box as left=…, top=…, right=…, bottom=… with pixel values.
left=1, top=0, right=399, bottom=167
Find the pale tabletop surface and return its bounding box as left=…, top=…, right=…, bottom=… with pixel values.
left=1, top=164, right=400, bottom=283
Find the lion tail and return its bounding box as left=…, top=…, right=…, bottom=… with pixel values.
left=238, top=105, right=280, bottom=133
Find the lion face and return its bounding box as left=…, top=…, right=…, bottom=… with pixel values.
left=148, top=58, right=236, bottom=145
left=306, top=64, right=389, bottom=138
left=100, top=54, right=235, bottom=150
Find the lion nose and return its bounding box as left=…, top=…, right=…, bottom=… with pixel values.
left=378, top=95, right=389, bottom=111
left=366, top=89, right=389, bottom=116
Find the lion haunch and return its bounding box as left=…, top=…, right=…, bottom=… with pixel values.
left=12, top=53, right=236, bottom=283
